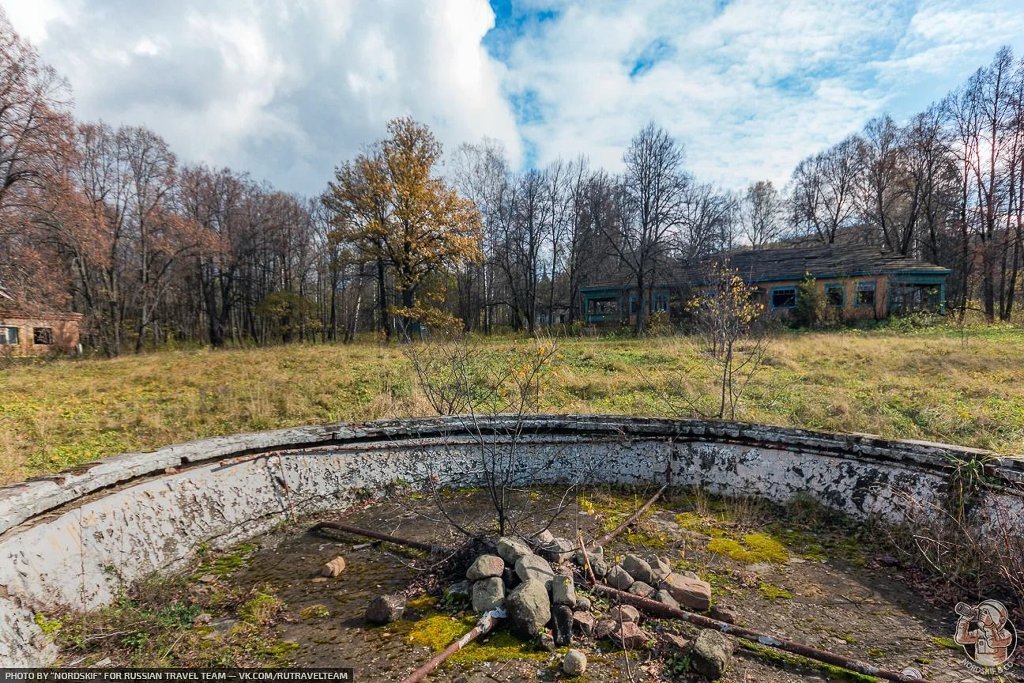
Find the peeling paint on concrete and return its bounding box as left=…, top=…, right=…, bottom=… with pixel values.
left=1, top=415, right=1021, bottom=665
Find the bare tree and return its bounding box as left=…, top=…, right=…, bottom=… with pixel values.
left=740, top=180, right=784, bottom=249
left=791, top=136, right=859, bottom=244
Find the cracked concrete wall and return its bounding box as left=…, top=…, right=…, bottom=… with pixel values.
left=1, top=416, right=1021, bottom=665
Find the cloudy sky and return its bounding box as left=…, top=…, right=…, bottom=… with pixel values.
left=5, top=0, right=1024, bottom=195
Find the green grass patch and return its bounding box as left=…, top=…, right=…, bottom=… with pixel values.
left=707, top=533, right=789, bottom=564
left=407, top=615, right=547, bottom=664
left=738, top=641, right=882, bottom=682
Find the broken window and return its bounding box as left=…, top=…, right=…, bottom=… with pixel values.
left=0, top=326, right=19, bottom=345
left=770, top=287, right=797, bottom=309
left=33, top=327, right=54, bottom=345
left=855, top=281, right=876, bottom=307
left=825, top=283, right=844, bottom=307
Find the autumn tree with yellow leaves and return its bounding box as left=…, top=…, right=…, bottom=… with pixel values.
left=323, top=117, right=483, bottom=340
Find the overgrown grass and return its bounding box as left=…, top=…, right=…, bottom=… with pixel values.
left=2, top=326, right=1023, bottom=483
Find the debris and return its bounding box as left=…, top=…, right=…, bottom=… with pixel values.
left=466, top=554, right=504, bottom=580
left=321, top=556, right=347, bottom=578
left=563, top=649, right=588, bottom=676
left=471, top=577, right=504, bottom=612
left=365, top=593, right=405, bottom=624
left=691, top=629, right=733, bottom=680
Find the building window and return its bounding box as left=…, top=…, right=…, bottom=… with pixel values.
left=629, top=295, right=638, bottom=314
left=770, top=287, right=797, bottom=309
left=855, top=281, right=876, bottom=307
left=654, top=293, right=668, bottom=312
left=588, top=298, right=618, bottom=315
left=0, top=326, right=19, bottom=345
left=825, top=283, right=844, bottom=307
left=33, top=327, right=54, bottom=345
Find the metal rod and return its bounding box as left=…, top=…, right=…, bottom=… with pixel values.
left=401, top=609, right=504, bottom=683
left=591, top=584, right=926, bottom=683
left=589, top=484, right=668, bottom=550
left=311, top=521, right=452, bottom=555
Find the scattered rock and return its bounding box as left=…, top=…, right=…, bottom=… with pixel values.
left=515, top=554, right=555, bottom=588
left=606, top=565, right=635, bottom=590
left=496, top=536, right=532, bottom=565
left=563, top=649, right=588, bottom=676
left=654, top=589, right=680, bottom=610
left=467, top=554, right=504, bottom=580
left=575, top=595, right=592, bottom=612
left=552, top=575, right=577, bottom=607
left=710, top=603, right=738, bottom=624
left=540, top=537, right=576, bottom=563
left=649, top=555, right=673, bottom=580
left=663, top=632, right=691, bottom=651
left=365, top=593, right=405, bottom=624
left=572, top=611, right=595, bottom=637
left=553, top=605, right=574, bottom=647
left=535, top=529, right=555, bottom=546
left=629, top=580, right=655, bottom=598
left=593, top=619, right=616, bottom=640
left=537, top=632, right=556, bottom=651
left=472, top=577, right=505, bottom=612
left=622, top=554, right=658, bottom=584
left=661, top=572, right=712, bottom=611
left=590, top=557, right=610, bottom=578
left=321, top=556, right=347, bottom=578
left=691, top=629, right=733, bottom=680
left=607, top=604, right=641, bottom=623
left=198, top=574, right=218, bottom=584
left=610, top=620, right=649, bottom=649
left=208, top=616, right=238, bottom=635
left=445, top=580, right=472, bottom=604
left=506, top=578, right=551, bottom=638
left=681, top=570, right=700, bottom=580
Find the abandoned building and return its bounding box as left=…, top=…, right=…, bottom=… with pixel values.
left=0, top=289, right=83, bottom=356
left=580, top=244, right=951, bottom=325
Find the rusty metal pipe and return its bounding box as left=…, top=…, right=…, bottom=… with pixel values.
left=592, top=584, right=926, bottom=683
left=311, top=521, right=452, bottom=555
left=589, top=484, right=667, bottom=550
left=401, top=609, right=504, bottom=683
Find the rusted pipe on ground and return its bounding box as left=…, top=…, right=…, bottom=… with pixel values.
left=311, top=521, right=453, bottom=555
left=589, top=484, right=668, bottom=550
left=592, top=584, right=926, bottom=683
left=401, top=608, right=505, bottom=683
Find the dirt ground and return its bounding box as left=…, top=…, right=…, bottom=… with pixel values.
left=210, top=487, right=1018, bottom=682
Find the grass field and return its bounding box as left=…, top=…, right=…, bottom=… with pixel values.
left=2, top=325, right=1024, bottom=484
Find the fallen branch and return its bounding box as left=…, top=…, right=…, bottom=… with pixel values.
left=311, top=521, right=453, bottom=555
left=401, top=608, right=505, bottom=683
left=589, top=484, right=668, bottom=550
left=592, top=584, right=926, bottom=683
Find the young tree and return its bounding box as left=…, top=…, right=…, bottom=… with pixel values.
left=324, top=117, right=482, bottom=339
left=741, top=180, right=784, bottom=249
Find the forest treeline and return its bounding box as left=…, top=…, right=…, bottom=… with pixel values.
left=1, top=11, right=1023, bottom=354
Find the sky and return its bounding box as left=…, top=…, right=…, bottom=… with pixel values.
left=5, top=0, right=1024, bottom=196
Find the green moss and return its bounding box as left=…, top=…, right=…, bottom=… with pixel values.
left=708, top=533, right=788, bottom=564
left=930, top=636, right=960, bottom=650
left=405, top=594, right=439, bottom=611
left=193, top=543, right=257, bottom=578
left=866, top=648, right=884, bottom=658
left=758, top=583, right=794, bottom=600
left=239, top=591, right=284, bottom=626
left=407, top=615, right=547, bottom=664
left=738, top=641, right=882, bottom=682
left=299, top=604, right=330, bottom=620
left=34, top=613, right=63, bottom=636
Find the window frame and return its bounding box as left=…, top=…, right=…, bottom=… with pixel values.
left=825, top=283, right=845, bottom=308
left=33, top=327, right=54, bottom=345
left=0, top=326, right=20, bottom=346
left=854, top=281, right=877, bottom=307
left=769, top=286, right=798, bottom=310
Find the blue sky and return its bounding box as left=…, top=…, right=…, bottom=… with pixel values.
left=6, top=0, right=1024, bottom=193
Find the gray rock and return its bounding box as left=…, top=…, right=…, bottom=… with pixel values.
left=540, top=537, right=576, bottom=563
left=552, top=575, right=577, bottom=607
left=515, top=554, right=555, bottom=588
left=506, top=578, right=551, bottom=638
left=622, top=554, right=657, bottom=585
left=628, top=580, right=655, bottom=598
left=710, top=603, right=738, bottom=624
left=660, top=572, right=712, bottom=611
left=572, top=610, right=595, bottom=637
left=537, top=632, right=556, bottom=651
left=535, top=529, right=555, bottom=545
left=691, top=629, right=733, bottom=680
left=590, top=557, right=610, bottom=578
left=466, top=554, right=504, bottom=581
left=607, top=604, right=641, bottom=623
left=606, top=565, right=635, bottom=590
left=575, top=595, right=592, bottom=612
left=365, top=593, right=405, bottom=624
left=563, top=649, right=587, bottom=676
left=681, top=569, right=700, bottom=580
left=496, top=536, right=532, bottom=565
left=649, top=556, right=673, bottom=580
left=445, top=580, right=471, bottom=602
left=664, top=632, right=691, bottom=651
left=654, top=589, right=680, bottom=610
left=593, top=619, right=616, bottom=639
left=553, top=604, right=574, bottom=646
left=472, top=577, right=505, bottom=612
left=610, top=620, right=649, bottom=649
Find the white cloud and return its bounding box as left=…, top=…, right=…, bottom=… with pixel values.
left=3, top=0, right=521, bottom=195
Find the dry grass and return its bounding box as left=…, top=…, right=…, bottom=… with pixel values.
left=1, top=326, right=1023, bottom=484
